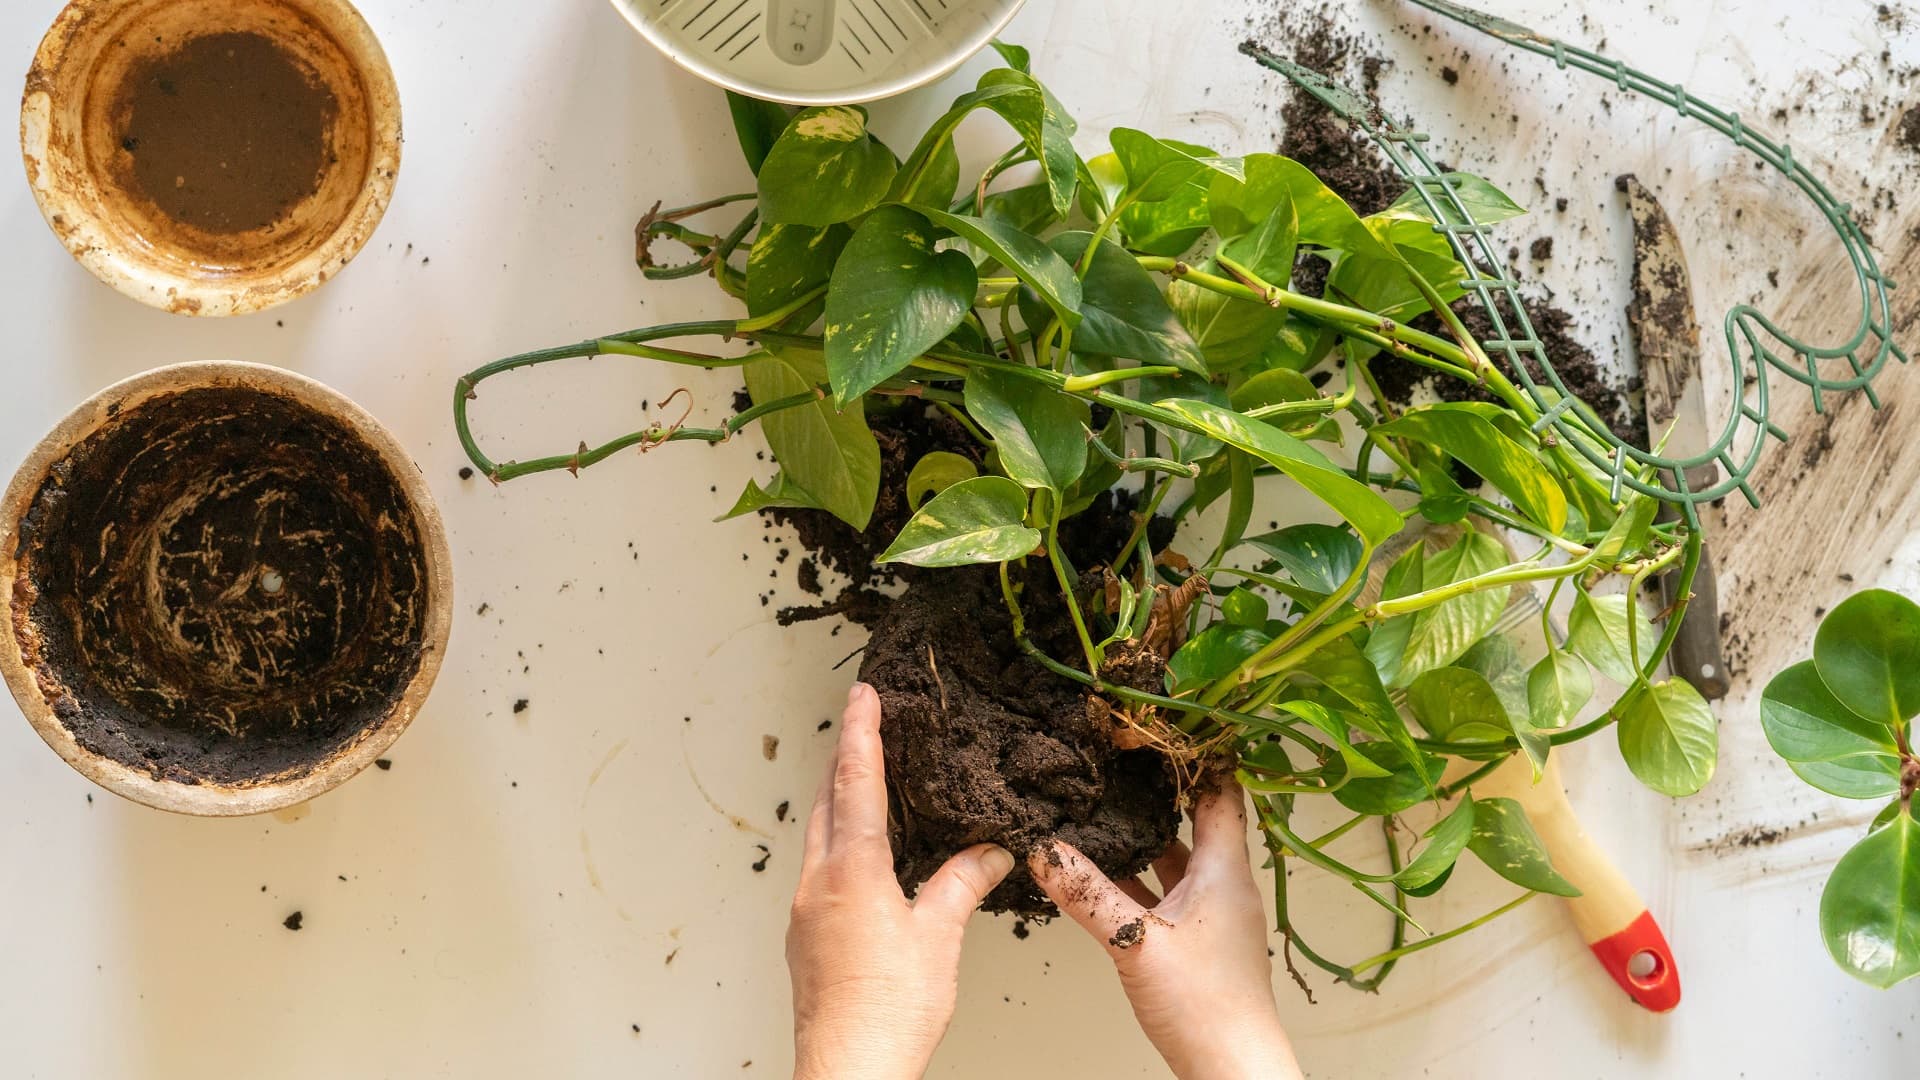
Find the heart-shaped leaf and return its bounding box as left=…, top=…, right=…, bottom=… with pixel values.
left=747, top=223, right=851, bottom=318
left=1274, top=700, right=1393, bottom=780
left=1392, top=530, right=1509, bottom=688
left=725, top=91, right=790, bottom=175
left=1814, top=589, right=1920, bottom=728
left=906, top=451, right=979, bottom=509
left=1047, top=232, right=1206, bottom=373
left=1568, top=591, right=1659, bottom=686
left=824, top=206, right=976, bottom=405
left=1246, top=523, right=1364, bottom=596
left=757, top=105, right=897, bottom=226
left=1616, top=678, right=1718, bottom=797
left=743, top=346, right=879, bottom=530
left=1820, top=805, right=1920, bottom=989
left=877, top=476, right=1038, bottom=568
left=1527, top=651, right=1594, bottom=731
left=1332, top=740, right=1442, bottom=815
left=963, top=367, right=1090, bottom=494
left=1760, top=660, right=1903, bottom=800
left=1109, top=128, right=1244, bottom=202
left=1468, top=797, right=1580, bottom=897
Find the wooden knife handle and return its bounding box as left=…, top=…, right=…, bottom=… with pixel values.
left=1658, top=466, right=1730, bottom=700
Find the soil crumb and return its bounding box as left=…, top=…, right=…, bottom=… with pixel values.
left=283, top=911, right=304, bottom=931
left=1109, top=918, right=1146, bottom=950
left=859, top=563, right=1179, bottom=917
left=115, top=32, right=337, bottom=234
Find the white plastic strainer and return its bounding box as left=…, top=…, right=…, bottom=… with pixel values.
left=608, top=0, right=1027, bottom=105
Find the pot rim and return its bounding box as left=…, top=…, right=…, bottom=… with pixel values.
left=19, top=0, right=404, bottom=317
left=0, top=361, right=453, bottom=816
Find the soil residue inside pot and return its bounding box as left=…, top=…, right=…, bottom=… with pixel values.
left=114, top=32, right=338, bottom=234
left=13, top=386, right=428, bottom=786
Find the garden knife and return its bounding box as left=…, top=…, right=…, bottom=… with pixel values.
left=1620, top=174, right=1731, bottom=701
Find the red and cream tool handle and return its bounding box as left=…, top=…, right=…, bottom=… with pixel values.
left=1527, top=784, right=1681, bottom=1012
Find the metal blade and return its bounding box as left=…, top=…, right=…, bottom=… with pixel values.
left=1620, top=174, right=1711, bottom=462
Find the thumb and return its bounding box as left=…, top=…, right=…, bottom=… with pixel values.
left=1028, top=840, right=1148, bottom=956
left=914, top=843, right=1015, bottom=927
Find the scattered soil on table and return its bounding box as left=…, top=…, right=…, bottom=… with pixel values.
left=12, top=386, right=430, bottom=786
left=1262, top=5, right=1640, bottom=444
left=1898, top=107, right=1920, bottom=155
left=114, top=32, right=338, bottom=234
left=858, top=560, right=1180, bottom=916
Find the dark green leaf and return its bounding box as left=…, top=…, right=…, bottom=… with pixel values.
left=1169, top=625, right=1272, bottom=694
left=1458, top=635, right=1530, bottom=720
left=725, top=91, right=790, bottom=174
left=1149, top=398, right=1402, bottom=547
left=1395, top=798, right=1477, bottom=891
left=1527, top=651, right=1593, bottom=731
left=747, top=223, right=850, bottom=318
left=1295, top=635, right=1431, bottom=791
left=963, top=368, right=1090, bottom=493
left=757, top=105, right=897, bottom=226
left=1084, top=152, right=1211, bottom=256
left=1567, top=591, right=1658, bottom=685
left=976, top=69, right=1080, bottom=215
left=1223, top=587, right=1269, bottom=628
left=1814, top=589, right=1920, bottom=728
left=1468, top=798, right=1580, bottom=897
left=1392, top=530, right=1509, bottom=688
left=1407, top=667, right=1516, bottom=745
left=1246, top=523, right=1363, bottom=596
left=1615, top=678, right=1718, bottom=797
left=1760, top=660, right=1903, bottom=799
left=743, top=346, right=879, bottom=529
left=1109, top=128, right=1243, bottom=202
left=906, top=451, right=979, bottom=509
left=1332, top=740, right=1442, bottom=815
left=1274, top=700, right=1392, bottom=779
left=1820, top=805, right=1920, bottom=988
left=877, top=476, right=1039, bottom=567
left=1048, top=232, right=1206, bottom=374
left=1374, top=404, right=1567, bottom=532
left=824, top=206, right=976, bottom=404
left=889, top=136, right=960, bottom=209
left=1230, top=368, right=1337, bottom=441
left=919, top=208, right=1081, bottom=330
left=1134, top=370, right=1227, bottom=463
left=979, top=183, right=1061, bottom=238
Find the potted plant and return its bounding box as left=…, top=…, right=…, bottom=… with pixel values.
left=453, top=53, right=1714, bottom=989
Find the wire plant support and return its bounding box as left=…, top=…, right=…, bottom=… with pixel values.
left=1243, top=0, right=1907, bottom=529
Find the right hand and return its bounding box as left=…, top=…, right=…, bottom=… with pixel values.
left=1029, top=778, right=1302, bottom=1080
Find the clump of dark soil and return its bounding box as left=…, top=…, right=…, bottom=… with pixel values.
left=858, top=563, right=1179, bottom=916
left=12, top=386, right=430, bottom=786
left=1265, top=6, right=1639, bottom=443
left=1898, top=107, right=1920, bottom=156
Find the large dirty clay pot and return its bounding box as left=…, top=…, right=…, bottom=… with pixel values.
left=0, top=362, right=452, bottom=815
left=21, top=0, right=402, bottom=316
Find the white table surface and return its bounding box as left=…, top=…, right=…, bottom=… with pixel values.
left=3, top=1, right=1917, bottom=1077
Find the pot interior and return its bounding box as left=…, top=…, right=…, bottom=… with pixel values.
left=11, top=383, right=431, bottom=788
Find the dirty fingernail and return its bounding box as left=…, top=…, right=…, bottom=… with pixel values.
left=983, top=844, right=1014, bottom=878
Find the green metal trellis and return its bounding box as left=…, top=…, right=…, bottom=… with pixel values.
left=1242, top=0, right=1907, bottom=529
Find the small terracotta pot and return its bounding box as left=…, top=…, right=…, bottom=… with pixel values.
left=20, top=0, right=402, bottom=316
left=0, top=363, right=452, bottom=816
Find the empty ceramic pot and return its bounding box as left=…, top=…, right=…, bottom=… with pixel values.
left=20, top=0, right=402, bottom=316
left=0, top=362, right=452, bottom=815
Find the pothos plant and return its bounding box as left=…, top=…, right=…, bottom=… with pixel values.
left=454, top=49, right=1717, bottom=990
left=1760, top=589, right=1920, bottom=989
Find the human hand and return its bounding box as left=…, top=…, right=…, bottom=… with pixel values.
left=786, top=682, right=1015, bottom=1080
left=1029, top=778, right=1302, bottom=1080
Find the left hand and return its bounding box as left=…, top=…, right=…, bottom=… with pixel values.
left=786, top=682, right=1015, bottom=1080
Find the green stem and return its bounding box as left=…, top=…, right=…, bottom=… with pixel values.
left=1347, top=892, right=1540, bottom=976
left=1045, top=493, right=1101, bottom=673
left=1062, top=366, right=1185, bottom=393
